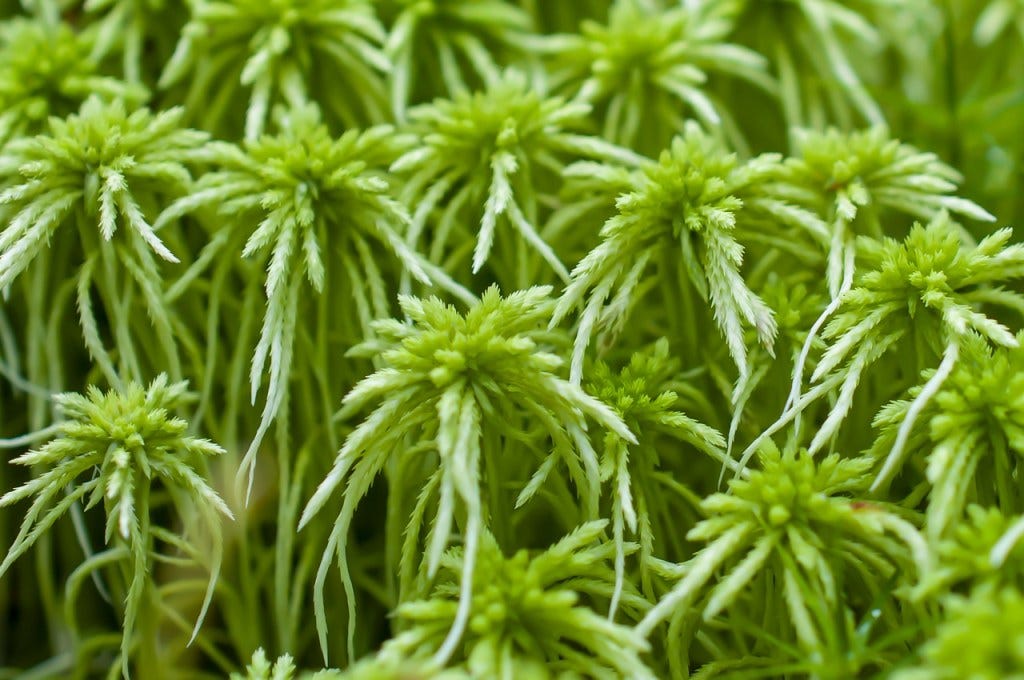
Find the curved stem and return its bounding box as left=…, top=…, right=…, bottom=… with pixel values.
left=871, top=341, right=959, bottom=494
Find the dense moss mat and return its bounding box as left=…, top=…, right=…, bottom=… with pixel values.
left=0, top=1, right=1023, bottom=678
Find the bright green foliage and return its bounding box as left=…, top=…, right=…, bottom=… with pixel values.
left=546, top=0, right=772, bottom=154
left=233, top=647, right=356, bottom=680
left=0, top=375, right=231, bottom=677
left=384, top=0, right=534, bottom=119
left=160, top=0, right=389, bottom=139
left=554, top=122, right=798, bottom=383
left=915, top=505, right=1024, bottom=599
left=392, top=70, right=640, bottom=288
left=0, top=96, right=205, bottom=282
left=639, top=443, right=927, bottom=675
left=0, top=18, right=145, bottom=143
left=233, top=648, right=468, bottom=680
left=975, top=0, right=1024, bottom=44
left=776, top=127, right=995, bottom=426
left=0, top=1, right=1023, bottom=679
left=80, top=0, right=189, bottom=84
left=232, top=650, right=303, bottom=680
left=382, top=521, right=656, bottom=679
left=871, top=333, right=1024, bottom=539
left=783, top=126, right=994, bottom=297
left=156, top=103, right=469, bottom=490
left=337, top=657, right=468, bottom=680
left=725, top=274, right=829, bottom=450
left=299, top=286, right=633, bottom=663
left=760, top=214, right=1024, bottom=466
left=0, top=96, right=207, bottom=387
left=823, top=218, right=1024, bottom=359
left=894, top=585, right=1024, bottom=680
left=586, top=338, right=728, bottom=601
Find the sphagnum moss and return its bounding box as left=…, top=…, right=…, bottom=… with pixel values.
left=298, top=286, right=633, bottom=665
left=391, top=69, right=642, bottom=290
left=155, top=102, right=470, bottom=496
left=160, top=0, right=390, bottom=139
left=0, top=375, right=231, bottom=677
left=0, top=96, right=208, bottom=412
left=0, top=1, right=1023, bottom=679
left=0, top=16, right=147, bottom=143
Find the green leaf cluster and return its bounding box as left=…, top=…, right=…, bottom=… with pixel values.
left=0, top=1, right=1022, bottom=679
